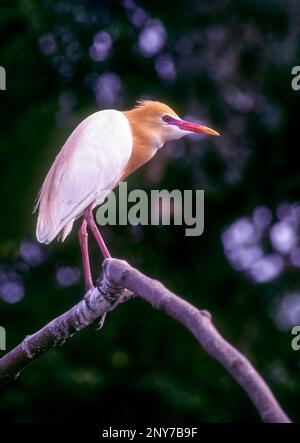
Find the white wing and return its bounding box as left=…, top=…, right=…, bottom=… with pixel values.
left=35, top=110, right=132, bottom=244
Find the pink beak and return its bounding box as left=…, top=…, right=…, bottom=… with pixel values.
left=177, top=119, right=220, bottom=137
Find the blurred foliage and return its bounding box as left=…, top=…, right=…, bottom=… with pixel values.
left=1, top=0, right=300, bottom=422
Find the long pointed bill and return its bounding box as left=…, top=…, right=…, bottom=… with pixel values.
left=177, top=120, right=220, bottom=136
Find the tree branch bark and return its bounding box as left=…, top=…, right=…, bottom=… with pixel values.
left=0, top=258, right=291, bottom=423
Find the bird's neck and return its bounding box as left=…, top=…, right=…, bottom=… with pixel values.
left=122, top=110, right=161, bottom=180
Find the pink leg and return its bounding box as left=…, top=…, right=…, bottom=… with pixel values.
left=78, top=219, right=94, bottom=291
left=85, top=204, right=111, bottom=259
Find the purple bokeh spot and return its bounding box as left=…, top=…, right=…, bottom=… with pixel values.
left=130, top=8, right=148, bottom=27
left=222, top=217, right=257, bottom=251
left=275, top=293, right=300, bottom=330
left=225, top=245, right=263, bottom=271
left=94, top=72, right=122, bottom=106
left=89, top=31, right=112, bottom=62
left=39, top=33, right=56, bottom=55
left=58, top=61, right=74, bottom=79
left=277, top=202, right=293, bottom=220
left=224, top=87, right=254, bottom=113
left=276, top=202, right=300, bottom=224
left=206, top=25, right=225, bottom=43
left=223, top=202, right=300, bottom=283
left=138, top=20, right=166, bottom=57
left=289, top=247, right=300, bottom=268
left=122, top=0, right=136, bottom=10
left=155, top=55, right=176, bottom=81
left=252, top=206, right=272, bottom=230
left=249, top=254, right=284, bottom=283
left=59, top=91, right=77, bottom=110
left=19, top=241, right=45, bottom=266
left=56, top=266, right=80, bottom=287
left=270, top=221, right=297, bottom=254
left=0, top=281, right=24, bottom=304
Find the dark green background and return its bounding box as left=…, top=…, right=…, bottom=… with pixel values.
left=0, top=0, right=299, bottom=422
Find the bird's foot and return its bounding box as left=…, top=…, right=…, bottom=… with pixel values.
left=96, top=312, right=107, bottom=330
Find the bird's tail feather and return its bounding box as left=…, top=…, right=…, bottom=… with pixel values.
left=36, top=193, right=96, bottom=244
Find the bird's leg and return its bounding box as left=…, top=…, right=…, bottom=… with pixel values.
left=78, top=218, right=94, bottom=291
left=84, top=205, right=110, bottom=330
left=85, top=204, right=111, bottom=259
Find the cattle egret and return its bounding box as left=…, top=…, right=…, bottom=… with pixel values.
left=35, top=101, right=219, bottom=290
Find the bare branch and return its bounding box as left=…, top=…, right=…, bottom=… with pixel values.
left=0, top=258, right=291, bottom=423
left=0, top=269, right=134, bottom=384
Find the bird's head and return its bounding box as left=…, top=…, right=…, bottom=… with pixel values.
left=126, top=100, right=219, bottom=148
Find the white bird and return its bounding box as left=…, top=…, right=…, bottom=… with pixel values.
left=35, top=100, right=219, bottom=290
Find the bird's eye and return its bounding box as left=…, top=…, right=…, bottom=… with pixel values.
left=162, top=115, right=173, bottom=123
